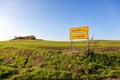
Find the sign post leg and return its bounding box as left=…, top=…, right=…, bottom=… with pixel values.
left=87, top=37, right=89, bottom=55
left=70, top=40, right=73, bottom=51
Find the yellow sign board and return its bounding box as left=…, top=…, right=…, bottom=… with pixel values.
left=70, top=33, right=88, bottom=40
left=69, top=26, right=89, bottom=52
left=70, top=26, right=88, bottom=33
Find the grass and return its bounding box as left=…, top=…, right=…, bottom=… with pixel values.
left=0, top=40, right=120, bottom=79
left=0, top=40, right=120, bottom=52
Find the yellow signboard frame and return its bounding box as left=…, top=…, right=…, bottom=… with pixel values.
left=70, top=26, right=88, bottom=33
left=70, top=26, right=89, bottom=40
left=70, top=33, right=88, bottom=40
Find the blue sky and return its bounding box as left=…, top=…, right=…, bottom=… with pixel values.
left=0, top=0, right=120, bottom=41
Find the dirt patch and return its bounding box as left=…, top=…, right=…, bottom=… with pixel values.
left=3, top=57, right=14, bottom=64
left=31, top=55, right=44, bottom=67
left=94, top=47, right=120, bottom=53
left=36, top=46, right=70, bottom=50
left=18, top=50, right=31, bottom=56
left=0, top=50, right=3, bottom=55
left=63, top=50, right=80, bottom=54
left=103, top=78, right=120, bottom=80
left=102, top=47, right=120, bottom=52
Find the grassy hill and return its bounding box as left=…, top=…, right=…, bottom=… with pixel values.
left=0, top=40, right=120, bottom=80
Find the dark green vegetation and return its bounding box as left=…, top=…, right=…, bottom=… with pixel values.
left=0, top=40, right=120, bottom=80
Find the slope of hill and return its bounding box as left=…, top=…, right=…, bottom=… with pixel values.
left=0, top=40, right=120, bottom=80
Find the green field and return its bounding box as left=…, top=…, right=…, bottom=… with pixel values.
left=0, top=40, right=120, bottom=80
left=0, top=40, right=120, bottom=53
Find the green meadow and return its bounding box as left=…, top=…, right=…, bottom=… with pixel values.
left=0, top=40, right=120, bottom=80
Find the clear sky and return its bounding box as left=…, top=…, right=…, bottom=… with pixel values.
left=0, top=0, right=120, bottom=41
